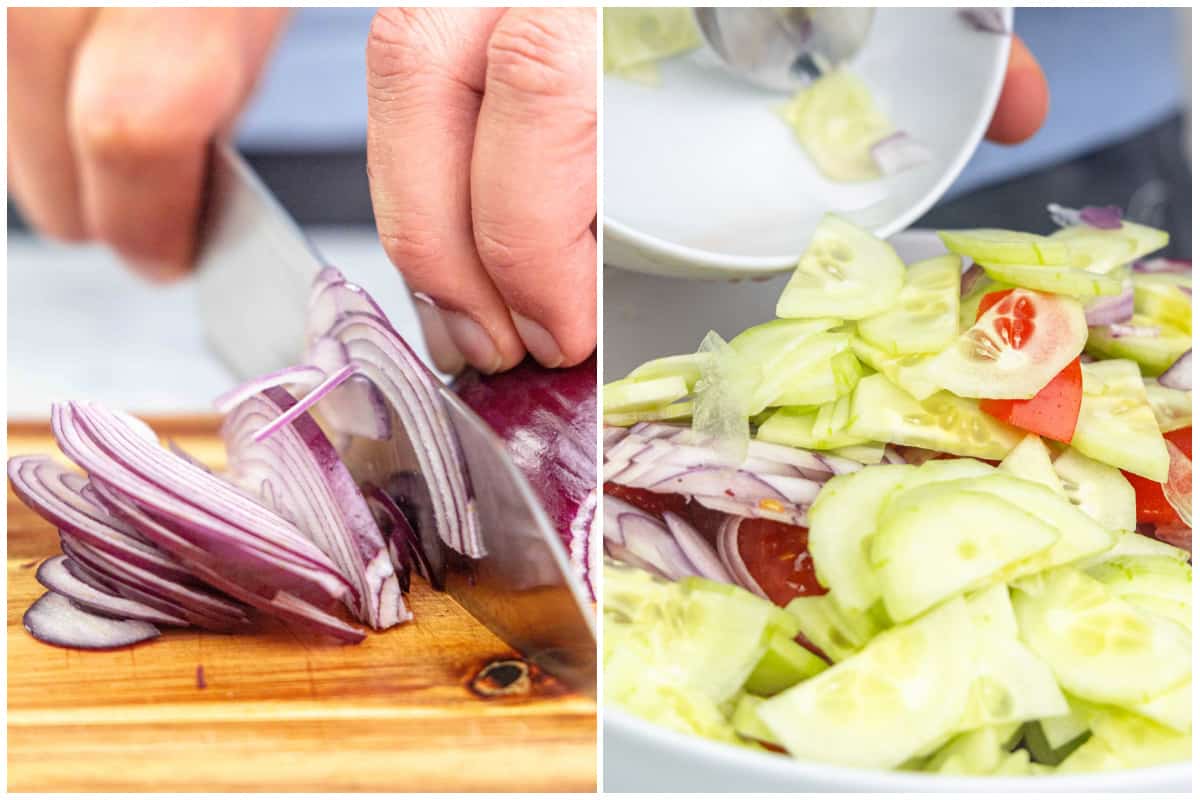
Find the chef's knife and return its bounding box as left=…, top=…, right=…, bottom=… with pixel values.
left=194, top=141, right=596, bottom=692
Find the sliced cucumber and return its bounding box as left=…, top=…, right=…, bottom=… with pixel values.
left=773, top=349, right=863, bottom=408
left=828, top=441, right=887, bottom=463
left=1071, top=360, right=1169, bottom=481
left=1143, top=380, right=1192, bottom=433
left=1133, top=272, right=1192, bottom=334
left=744, top=631, right=830, bottom=695
left=692, top=331, right=754, bottom=461
left=1011, top=567, right=1191, bottom=707
left=603, top=374, right=690, bottom=414
left=603, top=7, right=702, bottom=74
left=731, top=693, right=779, bottom=745
left=756, top=397, right=869, bottom=451
left=729, top=317, right=841, bottom=355
left=1059, top=708, right=1191, bottom=772
left=920, top=289, right=1088, bottom=399
left=849, top=335, right=941, bottom=400
left=999, top=434, right=1066, bottom=497
left=1085, top=315, right=1192, bottom=377
left=1128, top=680, right=1191, bottom=734
left=960, top=278, right=1011, bottom=332
left=1086, top=555, right=1192, bottom=608
left=1080, top=530, right=1191, bottom=569
left=952, top=473, right=1114, bottom=579
left=626, top=352, right=711, bottom=388
left=876, top=457, right=996, bottom=521
left=678, top=576, right=803, bottom=639
left=744, top=333, right=851, bottom=412
left=776, top=214, right=905, bottom=320
left=870, top=483, right=1059, bottom=621
left=807, top=464, right=915, bottom=612
left=1051, top=220, right=1170, bottom=274
left=758, top=598, right=975, bottom=769
left=966, top=583, right=1019, bottom=640
left=857, top=255, right=961, bottom=355
left=784, top=593, right=887, bottom=662
left=924, top=724, right=1023, bottom=775
left=603, top=400, right=693, bottom=427
left=961, top=630, right=1069, bottom=730
left=1052, top=447, right=1137, bottom=532
left=847, top=374, right=1025, bottom=460
left=980, top=262, right=1123, bottom=300
left=938, top=229, right=1071, bottom=266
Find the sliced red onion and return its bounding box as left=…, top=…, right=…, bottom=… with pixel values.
left=36, top=555, right=187, bottom=626
left=52, top=403, right=356, bottom=611
left=662, top=512, right=731, bottom=583
left=24, top=591, right=160, bottom=649
left=251, top=364, right=355, bottom=443
left=871, top=131, right=932, bottom=176
left=690, top=494, right=808, bottom=527
left=609, top=463, right=821, bottom=507
left=1133, top=258, right=1192, bottom=274
left=603, top=495, right=644, bottom=544
left=616, top=513, right=697, bottom=581
left=1083, top=285, right=1135, bottom=326
left=361, top=482, right=436, bottom=588
left=882, top=445, right=908, bottom=465
left=213, top=365, right=324, bottom=414
left=716, top=516, right=767, bottom=599
left=1163, top=440, right=1191, bottom=527
left=570, top=491, right=599, bottom=596
left=1152, top=521, right=1192, bottom=553
left=1048, top=203, right=1123, bottom=230
left=1107, top=323, right=1161, bottom=338
left=888, top=444, right=941, bottom=466
left=307, top=336, right=392, bottom=441
left=1181, top=286, right=1192, bottom=296
left=960, top=263, right=987, bottom=297
left=604, top=542, right=667, bottom=579
left=959, top=8, right=1008, bottom=35
left=1159, top=349, right=1192, bottom=391
left=222, top=386, right=409, bottom=630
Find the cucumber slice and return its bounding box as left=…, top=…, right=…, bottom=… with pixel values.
left=1128, top=680, right=1191, bottom=733
left=980, top=262, right=1124, bottom=300
left=731, top=693, right=780, bottom=745
left=999, top=434, right=1066, bottom=497
left=808, top=464, right=915, bottom=612
left=758, top=598, right=975, bottom=769
left=849, top=335, right=941, bottom=400
left=1143, top=380, right=1192, bottom=433
left=757, top=399, right=870, bottom=451
left=1071, top=360, right=1169, bottom=481
left=967, top=583, right=1019, bottom=640
left=924, top=725, right=1022, bottom=775
left=1023, top=719, right=1091, bottom=766
left=604, top=375, right=690, bottom=414
left=1059, top=708, right=1191, bottom=772
left=1052, top=447, right=1137, bottom=532
left=1133, top=272, right=1192, bottom=334
left=960, top=278, right=1012, bottom=332
left=1085, top=315, right=1191, bottom=377
left=1118, top=594, right=1191, bottom=631
left=829, top=441, right=887, bottom=463
left=729, top=317, right=841, bottom=355
left=744, top=631, right=830, bottom=695
left=1086, top=555, right=1192, bottom=608
left=603, top=400, right=693, bottom=427
left=678, top=576, right=803, bottom=639
left=1051, top=220, right=1170, bottom=274
left=938, top=229, right=1071, bottom=266
left=603, top=7, right=702, bottom=74
left=785, top=593, right=887, bottom=662
left=627, top=352, right=711, bottom=388
left=857, top=255, right=961, bottom=355
left=773, top=349, right=863, bottom=408
left=920, top=289, right=1088, bottom=399
left=743, top=333, right=851, bottom=412
left=693, top=331, right=754, bottom=461
left=847, top=374, right=1025, bottom=460
left=961, top=631, right=1069, bottom=730
left=776, top=214, right=905, bottom=320
left=876, top=458, right=997, bottom=521
left=1080, top=531, right=1191, bottom=570
left=870, top=483, right=1059, bottom=621
left=776, top=69, right=893, bottom=183
left=951, top=474, right=1114, bottom=580
left=1011, top=567, right=1191, bottom=706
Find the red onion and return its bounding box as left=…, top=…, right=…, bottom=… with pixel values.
left=36, top=555, right=187, bottom=626
left=213, top=365, right=324, bottom=414
left=959, top=8, right=1008, bottom=35
left=1163, top=440, right=1191, bottom=527
left=1048, top=203, right=1123, bottom=230
left=871, top=131, right=932, bottom=176
left=23, top=591, right=161, bottom=650
left=960, top=263, right=987, bottom=298
left=1159, top=349, right=1192, bottom=391
left=1133, top=258, right=1192, bottom=274
left=716, top=516, right=767, bottom=599
left=1083, top=285, right=1135, bottom=326
left=1107, top=323, right=1161, bottom=338
left=662, top=512, right=732, bottom=583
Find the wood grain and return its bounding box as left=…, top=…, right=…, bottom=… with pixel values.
left=7, top=418, right=596, bottom=792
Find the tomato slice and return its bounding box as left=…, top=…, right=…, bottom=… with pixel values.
left=1165, top=427, right=1192, bottom=460
left=735, top=518, right=826, bottom=606
left=980, top=357, right=1083, bottom=443
left=1122, top=469, right=1180, bottom=525
left=604, top=482, right=689, bottom=518
left=976, top=288, right=1015, bottom=318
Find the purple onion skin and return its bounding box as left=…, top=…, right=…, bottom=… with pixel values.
left=452, top=354, right=597, bottom=556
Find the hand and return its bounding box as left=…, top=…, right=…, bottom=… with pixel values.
left=986, top=35, right=1049, bottom=144
left=366, top=8, right=597, bottom=374
left=7, top=7, right=287, bottom=281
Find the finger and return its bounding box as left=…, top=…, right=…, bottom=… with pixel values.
left=472, top=8, right=597, bottom=368
left=366, top=7, right=523, bottom=374
left=68, top=8, right=286, bottom=281
left=986, top=35, right=1048, bottom=145
left=7, top=8, right=95, bottom=241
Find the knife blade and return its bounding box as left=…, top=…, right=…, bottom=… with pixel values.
left=193, top=142, right=596, bottom=692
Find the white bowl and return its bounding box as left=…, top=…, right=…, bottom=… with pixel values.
left=603, top=7, right=1012, bottom=278
left=601, top=230, right=1191, bottom=791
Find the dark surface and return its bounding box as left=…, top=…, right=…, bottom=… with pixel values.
left=917, top=113, right=1191, bottom=258
left=8, top=114, right=1193, bottom=258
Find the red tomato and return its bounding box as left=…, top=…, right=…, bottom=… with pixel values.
left=980, top=357, right=1083, bottom=443
left=604, top=483, right=689, bottom=518
left=1122, top=470, right=1180, bottom=525
left=976, top=288, right=1015, bottom=319
left=1165, top=427, right=1192, bottom=460
left=735, top=518, right=826, bottom=606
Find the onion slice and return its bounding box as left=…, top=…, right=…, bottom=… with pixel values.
left=1163, top=441, right=1191, bottom=527
left=871, top=131, right=932, bottom=176
left=1048, top=203, right=1123, bottom=230
left=960, top=263, right=986, bottom=298
left=24, top=591, right=160, bottom=649
left=662, top=512, right=732, bottom=583
left=1107, top=323, right=1160, bottom=338
left=716, top=516, right=767, bottom=599
left=1133, top=258, right=1192, bottom=274
left=214, top=365, right=324, bottom=414
left=1083, top=284, right=1135, bottom=326
left=1159, top=349, right=1192, bottom=391
left=36, top=555, right=188, bottom=626
left=222, top=386, right=409, bottom=629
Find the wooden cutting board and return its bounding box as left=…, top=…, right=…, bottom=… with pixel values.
left=7, top=417, right=596, bottom=792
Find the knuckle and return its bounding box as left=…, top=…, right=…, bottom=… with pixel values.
left=486, top=11, right=592, bottom=100
left=367, top=8, right=449, bottom=87
left=377, top=222, right=447, bottom=285
left=472, top=223, right=545, bottom=278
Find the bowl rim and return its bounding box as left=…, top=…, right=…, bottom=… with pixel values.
left=603, top=7, right=1014, bottom=275
left=606, top=708, right=1191, bottom=791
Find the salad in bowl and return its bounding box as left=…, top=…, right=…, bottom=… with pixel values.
left=601, top=207, right=1191, bottom=782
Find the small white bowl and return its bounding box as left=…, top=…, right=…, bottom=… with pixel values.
left=603, top=7, right=1012, bottom=278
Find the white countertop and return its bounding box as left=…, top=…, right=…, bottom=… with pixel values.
left=7, top=227, right=431, bottom=419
